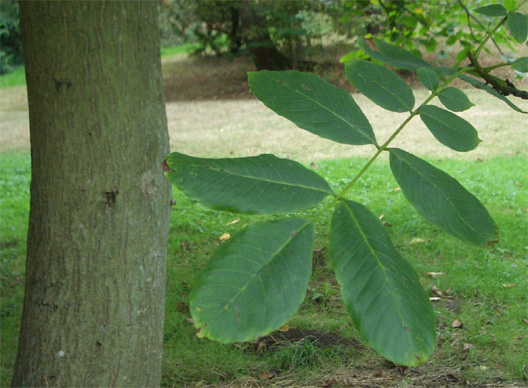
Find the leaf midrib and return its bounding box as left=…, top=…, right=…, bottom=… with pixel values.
left=341, top=200, right=414, bottom=346
left=181, top=162, right=334, bottom=196
left=392, top=150, right=487, bottom=240
left=204, top=220, right=312, bottom=332
left=270, top=76, right=377, bottom=145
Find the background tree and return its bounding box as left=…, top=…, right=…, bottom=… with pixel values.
left=12, top=2, right=171, bottom=386
left=0, top=0, right=22, bottom=74
left=160, top=0, right=341, bottom=70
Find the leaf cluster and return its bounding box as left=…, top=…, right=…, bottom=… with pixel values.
left=164, top=2, right=526, bottom=368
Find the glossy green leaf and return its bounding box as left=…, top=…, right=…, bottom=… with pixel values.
left=190, top=218, right=314, bottom=343
left=358, top=39, right=430, bottom=71
left=437, top=87, right=475, bottom=112
left=389, top=148, right=499, bottom=245
left=419, top=106, right=480, bottom=151
left=512, top=57, right=528, bottom=72
left=248, top=70, right=377, bottom=146
left=417, top=68, right=440, bottom=91
left=473, top=4, right=507, bottom=17
left=345, top=60, right=415, bottom=112
left=330, top=199, right=435, bottom=366
left=507, top=12, right=528, bottom=43
left=460, top=75, right=527, bottom=114
left=165, top=152, right=334, bottom=214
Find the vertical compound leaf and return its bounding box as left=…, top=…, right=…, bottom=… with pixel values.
left=507, top=12, right=528, bottom=43
left=165, top=153, right=334, bottom=214
left=346, top=60, right=415, bottom=112
left=330, top=200, right=435, bottom=366
left=437, top=87, right=475, bottom=112
left=419, top=105, right=480, bottom=151
left=417, top=68, right=440, bottom=91
left=190, top=218, right=314, bottom=343
left=248, top=70, right=377, bottom=146
left=473, top=4, right=507, bottom=17
left=389, top=148, right=499, bottom=245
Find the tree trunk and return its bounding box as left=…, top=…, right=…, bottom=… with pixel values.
left=238, top=1, right=291, bottom=71
left=12, top=2, right=171, bottom=387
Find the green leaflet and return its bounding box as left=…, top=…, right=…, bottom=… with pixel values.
left=419, top=105, right=480, bottom=152
left=248, top=70, right=377, bottom=146
left=437, top=87, right=474, bottom=112
left=330, top=199, right=435, bottom=366
left=473, top=4, right=507, bottom=17
left=190, top=218, right=314, bottom=343
left=507, top=12, right=528, bottom=43
left=165, top=152, right=334, bottom=214
left=417, top=68, right=440, bottom=91
left=345, top=60, right=415, bottom=112
left=389, top=148, right=499, bottom=246
left=512, top=57, right=528, bottom=72
left=358, top=39, right=430, bottom=71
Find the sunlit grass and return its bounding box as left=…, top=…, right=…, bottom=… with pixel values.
left=0, top=67, right=26, bottom=89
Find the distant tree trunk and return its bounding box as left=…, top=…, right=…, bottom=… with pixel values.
left=238, top=1, right=291, bottom=71
left=229, top=6, right=242, bottom=54
left=12, top=1, right=171, bottom=387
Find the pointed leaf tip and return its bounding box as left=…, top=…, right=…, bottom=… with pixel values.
left=346, top=60, right=415, bottom=112
left=249, top=70, right=377, bottom=146
left=389, top=148, right=499, bottom=246
left=419, top=105, right=480, bottom=152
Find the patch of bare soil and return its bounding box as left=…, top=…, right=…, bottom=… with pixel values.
left=250, top=328, right=361, bottom=351
left=162, top=54, right=256, bottom=102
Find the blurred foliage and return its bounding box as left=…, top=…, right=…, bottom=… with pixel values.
left=159, top=0, right=344, bottom=69
left=341, top=0, right=522, bottom=63
left=0, top=0, right=22, bottom=75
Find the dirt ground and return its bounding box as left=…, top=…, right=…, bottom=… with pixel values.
left=1, top=53, right=527, bottom=163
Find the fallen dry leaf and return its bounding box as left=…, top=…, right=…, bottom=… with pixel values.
left=257, top=341, right=266, bottom=352
left=310, top=162, right=319, bottom=169
left=452, top=319, right=463, bottom=329
left=225, top=218, right=240, bottom=226
left=431, top=285, right=443, bottom=297
left=427, top=272, right=444, bottom=278
left=409, top=237, right=425, bottom=245
left=322, top=377, right=337, bottom=387
left=278, top=324, right=289, bottom=332
left=502, top=283, right=518, bottom=288
left=429, top=297, right=441, bottom=302
left=394, top=187, right=402, bottom=192
left=463, top=343, right=473, bottom=351
left=379, top=213, right=386, bottom=220
left=257, top=371, right=274, bottom=381
left=372, top=371, right=384, bottom=378
left=219, top=233, right=231, bottom=241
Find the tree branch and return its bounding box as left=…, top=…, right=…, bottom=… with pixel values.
left=467, top=51, right=528, bottom=99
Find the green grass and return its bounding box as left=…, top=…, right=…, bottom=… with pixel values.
left=161, top=43, right=199, bottom=57
left=0, top=67, right=26, bottom=88
left=1, top=152, right=527, bottom=387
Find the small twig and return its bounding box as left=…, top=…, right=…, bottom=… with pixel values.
left=456, top=0, right=505, bottom=56
left=467, top=51, right=528, bottom=99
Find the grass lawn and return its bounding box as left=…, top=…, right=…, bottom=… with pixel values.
left=1, top=151, right=526, bottom=387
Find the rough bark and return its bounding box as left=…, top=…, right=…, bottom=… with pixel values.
left=12, top=1, right=171, bottom=387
